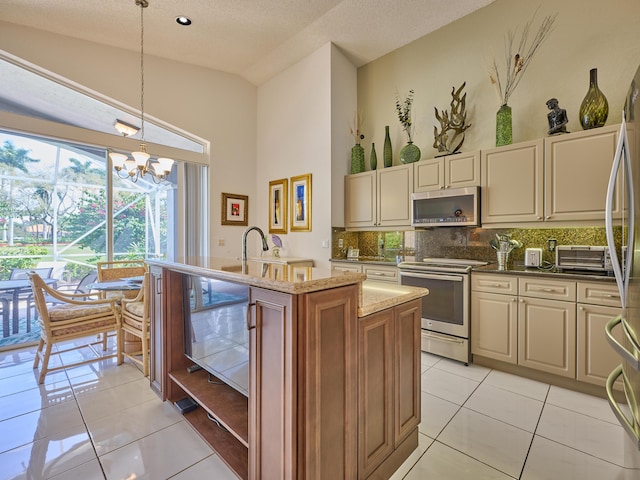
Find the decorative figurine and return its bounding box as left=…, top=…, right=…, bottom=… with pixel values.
left=433, top=82, right=471, bottom=155
left=546, top=98, right=569, bottom=135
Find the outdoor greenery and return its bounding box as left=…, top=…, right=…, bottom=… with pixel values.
left=0, top=245, right=47, bottom=280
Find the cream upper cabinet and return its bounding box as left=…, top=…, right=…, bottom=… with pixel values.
left=481, top=125, right=625, bottom=226
left=545, top=124, right=622, bottom=222
left=481, top=140, right=544, bottom=224
left=345, top=164, right=413, bottom=228
left=414, top=151, right=480, bottom=192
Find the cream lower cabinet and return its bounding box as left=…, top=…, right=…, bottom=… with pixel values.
left=332, top=262, right=399, bottom=283
left=413, top=151, right=480, bottom=192
left=344, top=164, right=413, bottom=228
left=517, top=295, right=576, bottom=378
left=358, top=299, right=421, bottom=479
left=472, top=273, right=623, bottom=388
left=576, top=282, right=623, bottom=389
left=471, top=274, right=518, bottom=364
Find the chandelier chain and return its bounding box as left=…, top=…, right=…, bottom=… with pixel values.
left=139, top=0, right=145, bottom=143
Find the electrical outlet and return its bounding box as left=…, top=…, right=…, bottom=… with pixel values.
left=547, top=238, right=557, bottom=252
left=338, top=238, right=344, bottom=248
left=217, top=239, right=225, bottom=246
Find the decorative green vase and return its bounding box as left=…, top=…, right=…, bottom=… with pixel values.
left=351, top=144, right=365, bottom=174
left=400, top=141, right=421, bottom=164
left=579, top=68, right=608, bottom=130
left=383, top=125, right=392, bottom=167
left=370, top=142, right=377, bottom=170
left=496, top=104, right=512, bottom=147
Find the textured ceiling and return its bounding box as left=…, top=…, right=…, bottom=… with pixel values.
left=0, top=0, right=494, bottom=86
left=0, top=0, right=494, bottom=148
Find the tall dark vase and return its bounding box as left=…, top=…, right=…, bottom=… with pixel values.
left=370, top=142, right=377, bottom=170
left=383, top=126, right=392, bottom=167
left=350, top=144, right=364, bottom=174
left=496, top=104, right=512, bottom=147
left=579, top=68, right=609, bottom=130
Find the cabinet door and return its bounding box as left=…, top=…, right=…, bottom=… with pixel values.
left=518, top=297, right=576, bottom=378
left=446, top=151, right=480, bottom=189
left=481, top=140, right=544, bottom=224
left=345, top=171, right=376, bottom=227
left=358, top=309, right=394, bottom=478
left=545, top=125, right=621, bottom=222
left=471, top=291, right=518, bottom=364
left=577, top=303, right=623, bottom=389
left=393, top=300, right=421, bottom=445
left=249, top=287, right=296, bottom=480
left=414, top=158, right=444, bottom=192
left=377, top=165, right=413, bottom=226
left=300, top=285, right=358, bottom=480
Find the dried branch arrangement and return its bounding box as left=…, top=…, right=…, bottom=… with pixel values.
left=488, top=11, right=557, bottom=106
left=433, top=82, right=471, bottom=155
left=395, top=89, right=415, bottom=142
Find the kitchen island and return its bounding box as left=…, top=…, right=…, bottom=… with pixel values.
left=146, top=257, right=427, bottom=480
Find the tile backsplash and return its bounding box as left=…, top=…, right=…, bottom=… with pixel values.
left=332, top=226, right=623, bottom=266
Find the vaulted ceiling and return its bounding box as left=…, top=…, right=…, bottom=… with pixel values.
left=0, top=0, right=494, bottom=146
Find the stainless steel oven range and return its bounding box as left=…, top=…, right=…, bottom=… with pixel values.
left=398, top=258, right=487, bottom=364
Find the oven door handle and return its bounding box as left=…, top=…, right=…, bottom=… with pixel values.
left=400, top=272, right=463, bottom=282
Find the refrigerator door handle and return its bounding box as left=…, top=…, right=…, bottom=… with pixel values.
left=606, top=365, right=640, bottom=448
left=605, top=117, right=634, bottom=309
left=606, top=315, right=640, bottom=371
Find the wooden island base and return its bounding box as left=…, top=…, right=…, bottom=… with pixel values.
left=147, top=259, right=426, bottom=479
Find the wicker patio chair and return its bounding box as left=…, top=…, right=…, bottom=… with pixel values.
left=28, top=272, right=121, bottom=384
left=96, top=260, right=147, bottom=300
left=118, top=271, right=150, bottom=376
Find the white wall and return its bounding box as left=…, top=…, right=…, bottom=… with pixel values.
left=0, top=21, right=257, bottom=259
left=257, top=43, right=356, bottom=269
left=357, top=0, right=640, bottom=161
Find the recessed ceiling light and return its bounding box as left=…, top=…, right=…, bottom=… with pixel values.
left=176, top=16, right=192, bottom=26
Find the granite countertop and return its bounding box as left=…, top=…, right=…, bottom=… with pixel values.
left=473, top=263, right=616, bottom=282
left=147, top=256, right=366, bottom=294
left=147, top=257, right=428, bottom=314
left=359, top=280, right=428, bottom=317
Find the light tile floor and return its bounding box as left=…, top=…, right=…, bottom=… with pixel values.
left=1, top=339, right=639, bottom=479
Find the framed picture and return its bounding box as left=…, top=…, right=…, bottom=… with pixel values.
left=268, top=178, right=288, bottom=234
left=221, top=192, right=248, bottom=226
left=290, top=173, right=311, bottom=232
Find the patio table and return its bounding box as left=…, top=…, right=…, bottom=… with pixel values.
left=0, top=278, right=57, bottom=337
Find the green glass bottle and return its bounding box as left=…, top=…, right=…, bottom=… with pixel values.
left=383, top=126, right=392, bottom=167
left=370, top=142, right=377, bottom=170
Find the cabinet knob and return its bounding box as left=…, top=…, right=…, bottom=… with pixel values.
left=519, top=298, right=524, bottom=303
left=537, top=216, right=543, bottom=220
left=545, top=216, right=551, bottom=219
left=579, top=306, right=584, bottom=311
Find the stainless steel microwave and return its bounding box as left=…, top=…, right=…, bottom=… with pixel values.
left=411, top=186, right=480, bottom=227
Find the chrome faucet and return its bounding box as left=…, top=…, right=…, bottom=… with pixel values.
left=242, top=226, right=269, bottom=263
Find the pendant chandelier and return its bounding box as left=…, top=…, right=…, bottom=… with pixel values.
left=109, top=0, right=174, bottom=183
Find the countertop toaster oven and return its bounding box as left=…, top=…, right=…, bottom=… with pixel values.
left=555, top=245, right=613, bottom=273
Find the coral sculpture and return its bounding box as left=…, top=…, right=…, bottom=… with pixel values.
left=433, top=82, right=471, bottom=155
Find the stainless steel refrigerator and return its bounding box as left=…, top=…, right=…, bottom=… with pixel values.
left=605, top=64, right=640, bottom=469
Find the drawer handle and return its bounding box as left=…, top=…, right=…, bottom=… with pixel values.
left=606, top=365, right=640, bottom=445
left=605, top=315, right=640, bottom=371
left=598, top=293, right=620, bottom=299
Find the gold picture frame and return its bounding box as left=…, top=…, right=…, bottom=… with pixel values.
left=290, top=173, right=311, bottom=232
left=268, top=178, right=288, bottom=234
left=221, top=192, right=248, bottom=226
